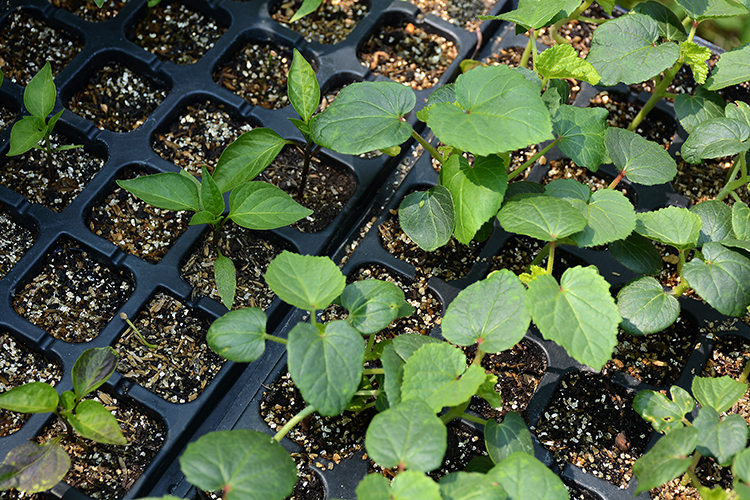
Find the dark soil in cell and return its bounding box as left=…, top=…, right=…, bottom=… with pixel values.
left=0, top=134, right=105, bottom=212
left=214, top=43, right=293, bottom=109
left=50, top=0, right=128, bottom=22
left=701, top=334, right=750, bottom=424
left=410, top=0, right=496, bottom=32
left=151, top=100, right=254, bottom=177
left=180, top=223, right=288, bottom=310
left=0, top=10, right=83, bottom=85
left=67, top=63, right=168, bottom=132
left=489, top=234, right=589, bottom=281
left=195, top=462, right=325, bottom=500
left=12, top=239, right=134, bottom=343
left=535, top=4, right=613, bottom=59
left=564, top=479, right=604, bottom=500
left=0, top=207, right=36, bottom=280
left=129, top=2, right=227, bottom=64
left=533, top=371, right=652, bottom=489
left=0, top=332, right=62, bottom=437
left=271, top=0, right=369, bottom=44
left=88, top=168, right=191, bottom=263
left=257, top=145, right=357, bottom=233
left=673, top=154, right=750, bottom=206
left=0, top=104, right=19, bottom=133
left=115, top=292, right=223, bottom=404
left=358, top=20, right=457, bottom=90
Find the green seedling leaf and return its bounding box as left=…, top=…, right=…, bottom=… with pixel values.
left=683, top=242, right=750, bottom=316
left=401, top=343, right=486, bottom=412
left=214, top=251, right=236, bottom=310
left=632, top=1, right=687, bottom=41
left=544, top=179, right=591, bottom=203
left=681, top=117, right=750, bottom=164
left=706, top=44, right=750, bottom=90
left=340, top=280, right=411, bottom=335
left=553, top=105, right=608, bottom=171
left=68, top=400, right=126, bottom=445
left=417, top=84, right=456, bottom=123
left=441, top=153, right=508, bottom=245
left=0, top=382, right=58, bottom=414
left=733, top=201, right=750, bottom=241
left=526, top=266, right=620, bottom=370
left=24, top=62, right=55, bottom=119
left=606, top=128, right=677, bottom=185
left=441, top=269, right=530, bottom=352
left=289, top=0, right=323, bottom=22
left=693, top=406, right=748, bottom=466
left=489, top=452, right=569, bottom=500
left=675, top=87, right=726, bottom=135
left=72, top=347, right=118, bottom=399
left=311, top=81, right=415, bottom=155
left=617, top=276, right=680, bottom=335
left=498, top=194, right=587, bottom=242
left=189, top=211, right=220, bottom=226
left=537, top=44, right=600, bottom=85
left=727, top=101, right=750, bottom=130
left=681, top=41, right=712, bottom=84
left=633, top=386, right=695, bottom=433
left=633, top=426, right=699, bottom=494
left=381, top=335, right=441, bottom=407
left=427, top=65, right=553, bottom=156
left=288, top=321, right=364, bottom=416
left=117, top=172, right=201, bottom=212
left=587, top=13, right=680, bottom=86
left=213, top=128, right=288, bottom=193
left=200, top=165, right=224, bottom=217
left=609, top=232, right=663, bottom=275
left=265, top=251, right=345, bottom=311
left=289, top=49, right=319, bottom=123
left=466, top=456, right=495, bottom=474
left=542, top=80, right=569, bottom=117
left=676, top=0, right=749, bottom=20
left=365, top=400, right=447, bottom=471
left=357, top=471, right=442, bottom=500
left=489, top=0, right=580, bottom=30
left=692, top=200, right=734, bottom=246
left=59, top=391, right=75, bottom=411
left=8, top=116, right=45, bottom=156
left=692, top=376, right=748, bottom=413
left=477, top=374, right=503, bottom=409
left=399, top=186, right=454, bottom=251
left=180, top=429, right=297, bottom=500
left=0, top=441, right=69, bottom=493
left=734, top=447, right=750, bottom=488
left=228, top=181, right=312, bottom=230
left=570, top=189, right=636, bottom=248
left=485, top=412, right=534, bottom=465
left=635, top=206, right=702, bottom=250
left=505, top=181, right=545, bottom=200
left=439, top=471, right=507, bottom=500
left=207, top=307, right=266, bottom=362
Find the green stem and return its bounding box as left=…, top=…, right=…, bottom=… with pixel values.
left=273, top=405, right=316, bottom=442
left=550, top=19, right=571, bottom=45
left=411, top=129, right=446, bottom=164
left=662, top=91, right=680, bottom=100
left=608, top=168, right=627, bottom=190
left=507, top=139, right=559, bottom=181
left=519, top=36, right=533, bottom=69
left=739, top=356, right=750, bottom=384
left=363, top=368, right=385, bottom=375
left=628, top=58, right=683, bottom=131
left=297, top=140, right=313, bottom=198
left=550, top=0, right=595, bottom=44
left=530, top=242, right=552, bottom=269
left=530, top=28, right=539, bottom=75
left=45, top=133, right=56, bottom=183
left=461, top=413, right=488, bottom=425
left=547, top=240, right=556, bottom=276
left=687, top=20, right=698, bottom=42
left=354, top=390, right=380, bottom=397
left=577, top=15, right=606, bottom=24
left=672, top=279, right=690, bottom=298
left=365, top=332, right=376, bottom=354
left=716, top=158, right=749, bottom=201
left=264, top=334, right=287, bottom=345
left=440, top=400, right=471, bottom=425
left=356, top=401, right=377, bottom=412
left=685, top=451, right=703, bottom=489
left=677, top=249, right=686, bottom=278
left=473, top=348, right=485, bottom=366
left=120, top=312, right=159, bottom=349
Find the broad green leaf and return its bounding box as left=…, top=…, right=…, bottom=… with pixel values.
left=381, top=335, right=441, bottom=407
left=288, top=49, right=319, bottom=123
left=439, top=471, right=507, bottom=500
left=683, top=242, right=750, bottom=316
left=675, top=87, right=726, bottom=135
left=477, top=374, right=503, bottom=409
left=727, top=101, right=750, bottom=130
left=365, top=400, right=447, bottom=471
left=340, top=280, right=411, bottom=335
left=441, top=269, right=530, bottom=352
left=676, top=0, right=749, bottom=20
left=617, top=276, right=680, bottom=335
left=693, top=406, right=748, bottom=466
left=189, top=210, right=221, bottom=226
left=441, top=154, right=508, bottom=245
left=200, top=165, right=224, bottom=217
left=526, top=266, right=620, bottom=370
left=427, top=65, right=553, bottom=156
left=489, top=0, right=581, bottom=30
left=681, top=41, right=712, bottom=84
left=265, top=251, right=345, bottom=311
left=489, top=452, right=568, bottom=500
left=207, top=307, right=266, bottom=362
left=544, top=179, right=591, bottom=203
left=399, top=186, right=454, bottom=252
left=117, top=173, right=201, bottom=212
left=692, top=376, right=748, bottom=413
left=68, top=400, right=126, bottom=445
left=0, top=441, right=69, bottom=493
left=213, top=128, right=288, bottom=193
left=357, top=471, right=442, bottom=500
left=553, top=105, right=609, bottom=171
left=416, top=84, right=455, bottom=123
left=587, top=13, right=680, bottom=86
left=734, top=447, right=750, bottom=485
left=632, top=1, right=688, bottom=41
left=498, top=194, right=587, bottom=242
left=59, top=391, right=74, bottom=411
left=0, top=382, right=58, bottom=414
left=609, top=232, right=663, bottom=275
left=288, top=321, right=364, bottom=416
left=228, top=181, right=312, bottom=230
left=401, top=343, right=486, bottom=412
left=8, top=116, right=45, bottom=156
left=681, top=117, right=750, bottom=164
left=180, top=430, right=297, bottom=500
left=734, top=201, right=750, bottom=241
left=311, top=81, right=415, bottom=155
left=633, top=426, right=699, bottom=494
left=570, top=189, right=637, bottom=248
left=635, top=206, right=702, bottom=250
left=214, top=251, right=236, bottom=310
left=692, top=200, right=734, bottom=246
left=485, top=413, right=534, bottom=465
left=605, top=128, right=678, bottom=185
left=633, top=386, right=695, bottom=433
left=72, top=347, right=118, bottom=399
left=25, top=62, right=55, bottom=119
left=505, top=181, right=545, bottom=200
left=536, top=44, right=600, bottom=85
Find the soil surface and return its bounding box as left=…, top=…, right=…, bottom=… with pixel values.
left=410, top=0, right=496, bottom=32
left=271, top=0, right=369, bottom=44
left=489, top=234, right=589, bottom=281
left=541, top=157, right=635, bottom=204
left=50, top=0, right=128, bottom=22
left=0, top=207, right=36, bottom=280
left=673, top=155, right=750, bottom=207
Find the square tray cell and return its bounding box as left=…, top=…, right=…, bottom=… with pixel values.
left=0, top=206, right=36, bottom=280
left=410, top=0, right=497, bottom=32
left=270, top=0, right=370, bottom=44
left=13, top=239, right=134, bottom=343
left=50, top=0, right=128, bottom=23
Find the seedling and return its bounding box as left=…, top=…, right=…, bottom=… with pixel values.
left=120, top=312, right=160, bottom=349
left=7, top=62, right=82, bottom=185
left=0, top=347, right=126, bottom=494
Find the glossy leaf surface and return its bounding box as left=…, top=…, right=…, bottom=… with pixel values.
left=617, top=277, right=679, bottom=335
left=693, top=406, right=747, bottom=466
left=72, top=347, right=118, bottom=399
left=609, top=232, right=663, bottom=275
left=633, top=385, right=695, bottom=433
left=228, top=181, right=312, bottom=230
left=207, top=307, right=266, bottom=362
left=0, top=441, right=69, bottom=493
left=706, top=44, right=750, bottom=90
left=340, top=280, right=411, bottom=334
left=606, top=127, right=677, bottom=185
left=399, top=186, right=454, bottom=251
left=117, top=173, right=201, bottom=212
left=675, top=87, right=726, bottom=135
left=288, top=49, right=319, bottom=123
left=68, top=400, right=126, bottom=445
left=635, top=206, right=701, bottom=250
left=683, top=242, right=750, bottom=316
left=0, top=382, right=58, bottom=414
left=633, top=426, right=699, bottom=494
left=265, top=251, right=345, bottom=311
left=681, top=117, right=750, bottom=164
left=692, top=376, right=748, bottom=413
left=485, top=412, right=534, bottom=465
left=553, top=105, right=608, bottom=171
left=213, top=128, right=288, bottom=193
left=569, top=188, right=636, bottom=248
left=498, top=194, right=587, bottom=242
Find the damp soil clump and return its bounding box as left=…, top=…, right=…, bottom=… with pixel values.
left=271, top=0, right=369, bottom=44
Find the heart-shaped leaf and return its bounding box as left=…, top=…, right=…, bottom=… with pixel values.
left=618, top=276, right=680, bottom=335
left=633, top=426, right=699, bottom=494
left=207, top=307, right=267, bottom=362
left=439, top=471, right=507, bottom=500
left=706, top=43, right=750, bottom=90
left=675, top=87, right=726, bottom=135
left=340, top=280, right=412, bottom=335
left=693, top=406, right=748, bottom=466
left=498, top=194, right=587, bottom=242
left=381, top=335, right=441, bottom=407
left=681, top=117, right=750, bottom=164
left=692, top=200, right=734, bottom=246
left=228, top=181, right=312, bottom=230
left=0, top=440, right=69, bottom=493
left=606, top=127, right=678, bottom=185
left=692, top=376, right=748, bottom=413
left=683, top=242, right=750, bottom=316
left=553, top=105, right=609, bottom=172
left=489, top=452, right=569, bottom=500
left=485, top=412, right=534, bottom=465
left=635, top=206, right=702, bottom=250
left=72, top=347, right=118, bottom=399
left=265, top=251, right=345, bottom=311
left=570, top=188, right=636, bottom=248
left=633, top=386, right=695, bottom=433
left=399, top=186, right=454, bottom=252
left=609, top=232, right=663, bottom=275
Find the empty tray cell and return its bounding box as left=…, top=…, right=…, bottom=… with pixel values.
left=270, top=0, right=370, bottom=44
left=13, top=239, right=134, bottom=343
left=0, top=206, right=36, bottom=280
left=50, top=0, right=128, bottom=22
